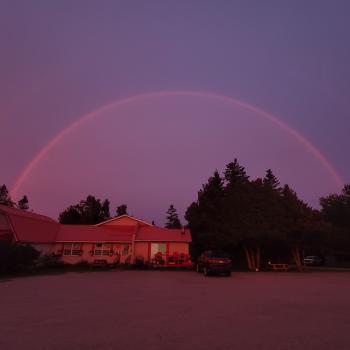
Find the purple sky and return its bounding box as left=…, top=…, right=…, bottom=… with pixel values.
left=1, top=1, right=350, bottom=224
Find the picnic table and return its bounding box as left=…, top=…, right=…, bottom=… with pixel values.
left=268, top=262, right=289, bottom=271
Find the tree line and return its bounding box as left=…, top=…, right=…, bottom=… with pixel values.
left=58, top=197, right=181, bottom=228
left=0, top=185, right=29, bottom=210
left=2, top=158, right=350, bottom=270
left=185, top=159, right=350, bottom=270
left=1, top=183, right=182, bottom=228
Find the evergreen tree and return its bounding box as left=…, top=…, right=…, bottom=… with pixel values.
left=200, top=170, right=224, bottom=202
left=320, top=184, right=350, bottom=229
left=186, top=160, right=323, bottom=271
left=320, top=184, right=350, bottom=253
left=186, top=170, right=226, bottom=254
left=18, top=195, right=29, bottom=210
left=224, top=158, right=249, bottom=186
left=165, top=204, right=182, bottom=228
left=116, top=204, right=128, bottom=216
left=263, top=169, right=280, bottom=189
left=0, top=185, right=14, bottom=207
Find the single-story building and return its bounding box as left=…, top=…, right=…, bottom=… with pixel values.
left=0, top=204, right=192, bottom=267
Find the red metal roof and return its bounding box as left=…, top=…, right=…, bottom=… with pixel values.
left=11, top=216, right=60, bottom=242
left=0, top=204, right=56, bottom=223
left=136, top=226, right=192, bottom=242
left=0, top=233, right=13, bottom=241
left=0, top=204, right=60, bottom=242
left=96, top=214, right=153, bottom=227
left=0, top=205, right=192, bottom=243
left=56, top=225, right=135, bottom=242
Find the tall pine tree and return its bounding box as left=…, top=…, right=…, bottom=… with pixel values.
left=0, top=185, right=14, bottom=207
left=165, top=205, right=182, bottom=228
left=224, top=158, right=249, bottom=186
left=18, top=195, right=29, bottom=210
left=186, top=170, right=226, bottom=254
left=263, top=169, right=280, bottom=190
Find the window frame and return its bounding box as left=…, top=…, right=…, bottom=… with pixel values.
left=122, top=244, right=129, bottom=255
left=63, top=242, right=82, bottom=256
left=94, top=243, right=112, bottom=256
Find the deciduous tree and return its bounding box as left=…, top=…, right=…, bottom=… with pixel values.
left=59, top=195, right=110, bottom=224
left=320, top=184, right=350, bottom=253
left=116, top=204, right=128, bottom=216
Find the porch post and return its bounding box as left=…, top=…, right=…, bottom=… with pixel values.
left=148, top=242, right=151, bottom=262
left=166, top=242, right=170, bottom=265
left=131, top=233, right=136, bottom=264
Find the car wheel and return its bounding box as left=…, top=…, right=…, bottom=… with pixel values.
left=203, top=267, right=210, bottom=276
left=225, top=271, right=231, bottom=277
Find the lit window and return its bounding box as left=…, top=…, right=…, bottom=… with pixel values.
left=150, top=243, right=167, bottom=258
left=63, top=243, right=81, bottom=256
left=94, top=243, right=112, bottom=256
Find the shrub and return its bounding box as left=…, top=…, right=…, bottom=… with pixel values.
left=73, top=260, right=89, bottom=270
left=134, top=255, right=146, bottom=268
left=0, top=242, right=40, bottom=274
left=37, top=253, right=65, bottom=269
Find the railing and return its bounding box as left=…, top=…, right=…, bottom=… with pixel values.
left=152, top=252, right=192, bottom=267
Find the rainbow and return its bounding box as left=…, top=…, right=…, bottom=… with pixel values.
left=10, top=90, right=344, bottom=198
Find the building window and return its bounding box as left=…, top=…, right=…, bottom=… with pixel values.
left=94, top=243, right=111, bottom=256
left=151, top=243, right=167, bottom=257
left=63, top=243, right=81, bottom=256
left=123, top=244, right=129, bottom=255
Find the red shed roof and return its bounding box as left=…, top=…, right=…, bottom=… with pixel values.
left=0, top=204, right=59, bottom=242
left=0, top=204, right=56, bottom=223
left=12, top=216, right=60, bottom=242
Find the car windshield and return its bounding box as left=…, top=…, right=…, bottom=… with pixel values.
left=210, top=251, right=231, bottom=258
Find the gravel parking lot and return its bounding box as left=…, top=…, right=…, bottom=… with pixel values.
left=1, top=270, right=350, bottom=350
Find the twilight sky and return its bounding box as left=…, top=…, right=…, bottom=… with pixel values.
left=1, top=0, right=350, bottom=224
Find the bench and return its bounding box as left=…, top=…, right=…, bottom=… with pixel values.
left=268, top=263, right=288, bottom=271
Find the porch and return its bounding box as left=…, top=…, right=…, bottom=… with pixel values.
left=134, top=241, right=192, bottom=268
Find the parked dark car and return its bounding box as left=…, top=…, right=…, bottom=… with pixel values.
left=303, top=255, right=324, bottom=266
left=196, top=250, right=232, bottom=276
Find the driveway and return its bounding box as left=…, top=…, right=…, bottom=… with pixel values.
left=1, top=270, right=350, bottom=350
